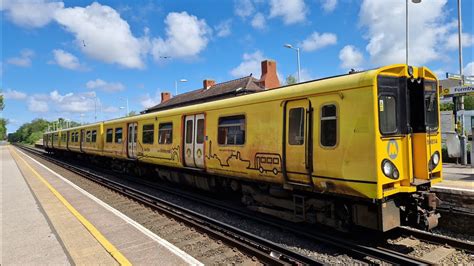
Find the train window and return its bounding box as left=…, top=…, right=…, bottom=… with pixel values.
left=159, top=123, right=173, bottom=144
left=106, top=129, right=113, bottom=143
left=115, top=128, right=123, bottom=143
left=142, top=124, right=154, bottom=144
left=91, top=130, right=97, bottom=143
left=86, top=131, right=91, bottom=143
left=218, top=115, right=245, bottom=145
left=321, top=104, right=337, bottom=147
left=186, top=120, right=193, bottom=144
left=197, top=119, right=205, bottom=144
left=289, top=108, right=305, bottom=145
left=379, top=95, right=397, bottom=134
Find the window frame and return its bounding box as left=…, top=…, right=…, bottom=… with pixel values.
left=217, top=114, right=246, bottom=146
left=378, top=93, right=399, bottom=135
left=115, top=127, right=123, bottom=144
left=106, top=128, right=113, bottom=143
left=142, top=124, right=154, bottom=144
left=158, top=122, right=173, bottom=145
left=319, top=103, right=339, bottom=149
left=91, top=130, right=97, bottom=143
left=288, top=107, right=305, bottom=146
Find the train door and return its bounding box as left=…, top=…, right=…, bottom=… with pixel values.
left=184, top=114, right=205, bottom=168
left=80, top=129, right=85, bottom=152
left=284, top=99, right=313, bottom=185
left=127, top=123, right=138, bottom=159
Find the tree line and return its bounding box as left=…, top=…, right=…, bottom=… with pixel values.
left=8, top=118, right=81, bottom=144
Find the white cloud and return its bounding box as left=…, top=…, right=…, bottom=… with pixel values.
left=444, top=33, right=474, bottom=50
left=140, top=90, right=162, bottom=108
left=269, top=0, right=307, bottom=25
left=1, top=0, right=64, bottom=28
left=215, top=19, right=232, bottom=37
left=151, top=12, right=211, bottom=60
left=300, top=32, right=337, bottom=52
left=2, top=89, right=27, bottom=100
left=27, top=90, right=97, bottom=113
left=103, top=106, right=119, bottom=113
left=299, top=68, right=313, bottom=82
left=28, top=96, right=49, bottom=113
left=234, top=0, right=255, bottom=18
left=86, top=79, right=125, bottom=93
left=321, top=0, right=337, bottom=12
left=54, top=2, right=146, bottom=69
left=230, top=50, right=265, bottom=78
left=339, top=45, right=364, bottom=69
left=360, top=0, right=457, bottom=66
left=251, top=13, right=266, bottom=30
left=464, top=62, right=474, bottom=76
left=51, top=49, right=85, bottom=70
left=6, top=49, right=34, bottom=67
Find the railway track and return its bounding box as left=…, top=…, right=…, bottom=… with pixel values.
left=15, top=144, right=322, bottom=265
left=16, top=144, right=473, bottom=265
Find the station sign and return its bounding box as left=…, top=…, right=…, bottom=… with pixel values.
left=441, top=85, right=474, bottom=97
left=446, top=72, right=474, bottom=84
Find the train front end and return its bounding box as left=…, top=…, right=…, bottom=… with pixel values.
left=375, top=65, right=442, bottom=231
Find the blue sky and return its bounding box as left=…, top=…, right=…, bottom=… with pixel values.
left=1, top=0, right=473, bottom=132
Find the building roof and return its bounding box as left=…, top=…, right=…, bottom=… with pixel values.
left=143, top=75, right=265, bottom=113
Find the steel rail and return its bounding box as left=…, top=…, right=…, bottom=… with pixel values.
left=14, top=144, right=323, bottom=265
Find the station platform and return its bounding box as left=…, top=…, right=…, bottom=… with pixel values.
left=1, top=144, right=202, bottom=265
left=434, top=163, right=474, bottom=191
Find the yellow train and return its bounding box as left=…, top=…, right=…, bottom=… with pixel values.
left=44, top=64, right=442, bottom=231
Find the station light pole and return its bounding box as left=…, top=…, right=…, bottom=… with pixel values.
left=284, top=44, right=301, bottom=83
left=406, top=0, right=422, bottom=66
left=119, top=97, right=129, bottom=116
left=175, top=79, right=188, bottom=96
left=456, top=0, right=467, bottom=165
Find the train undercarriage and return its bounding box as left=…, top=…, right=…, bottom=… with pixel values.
left=51, top=150, right=440, bottom=232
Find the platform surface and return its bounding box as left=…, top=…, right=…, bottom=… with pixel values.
left=435, top=163, right=474, bottom=191
left=1, top=144, right=202, bottom=265
left=1, top=144, right=71, bottom=265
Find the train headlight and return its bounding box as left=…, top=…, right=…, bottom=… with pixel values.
left=429, top=151, right=440, bottom=171
left=382, top=159, right=399, bottom=179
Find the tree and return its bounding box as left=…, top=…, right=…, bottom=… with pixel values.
left=440, top=102, right=454, bottom=111
left=0, top=94, right=6, bottom=140
left=464, top=95, right=474, bottom=110
left=286, top=75, right=297, bottom=85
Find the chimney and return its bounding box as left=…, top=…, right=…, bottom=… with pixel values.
left=203, top=79, right=215, bottom=89
left=161, top=92, right=171, bottom=103
left=259, top=60, right=280, bottom=89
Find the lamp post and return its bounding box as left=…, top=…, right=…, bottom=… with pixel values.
left=284, top=44, right=301, bottom=83
left=119, top=97, right=129, bottom=116
left=175, top=79, right=188, bottom=96
left=455, top=0, right=467, bottom=165
left=406, top=0, right=422, bottom=65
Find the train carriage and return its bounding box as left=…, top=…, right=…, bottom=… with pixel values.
left=44, top=64, right=442, bottom=232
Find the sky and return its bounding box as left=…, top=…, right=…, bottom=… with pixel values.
left=1, top=0, right=473, bottom=133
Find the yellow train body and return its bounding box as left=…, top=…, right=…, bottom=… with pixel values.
left=44, top=64, right=442, bottom=231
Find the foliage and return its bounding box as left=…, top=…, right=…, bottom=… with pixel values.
left=286, top=75, right=297, bottom=85
left=464, top=96, right=474, bottom=110
left=128, top=111, right=137, bottom=116
left=0, top=94, right=6, bottom=140
left=8, top=118, right=80, bottom=144
left=440, top=102, right=453, bottom=111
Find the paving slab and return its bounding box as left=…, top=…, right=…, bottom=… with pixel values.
left=0, top=145, right=71, bottom=265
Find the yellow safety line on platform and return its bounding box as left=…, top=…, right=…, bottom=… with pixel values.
left=9, top=147, right=132, bottom=266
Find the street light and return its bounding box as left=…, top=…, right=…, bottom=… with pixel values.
left=175, top=79, right=188, bottom=96
left=119, top=97, right=129, bottom=116
left=284, top=44, right=301, bottom=83
left=406, top=0, right=422, bottom=65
